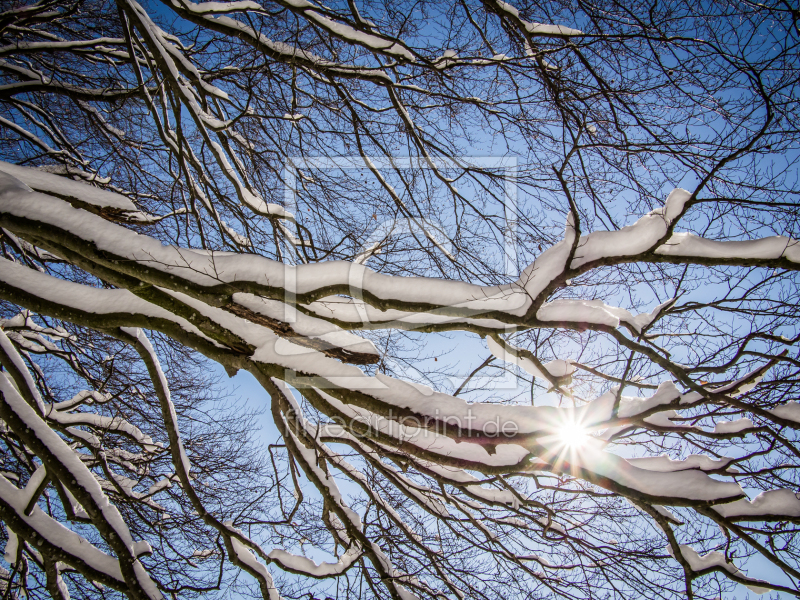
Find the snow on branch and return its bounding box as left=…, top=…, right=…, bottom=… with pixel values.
left=0, top=335, right=161, bottom=598
left=488, top=0, right=584, bottom=37
left=3, top=167, right=795, bottom=342
left=1, top=168, right=796, bottom=515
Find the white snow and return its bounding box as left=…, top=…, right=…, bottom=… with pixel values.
left=279, top=0, right=415, bottom=61
left=571, top=189, right=691, bottom=268
left=627, top=454, right=732, bottom=472
left=0, top=327, right=46, bottom=413
left=493, top=1, right=583, bottom=36
left=224, top=523, right=281, bottom=600
left=767, top=401, right=800, bottom=424
left=0, top=473, right=127, bottom=588
left=0, top=161, right=137, bottom=211
left=713, top=418, right=754, bottom=434
left=667, top=545, right=770, bottom=594
left=518, top=212, right=576, bottom=300
left=656, top=233, right=800, bottom=264
left=2, top=528, right=17, bottom=563
left=268, top=545, right=361, bottom=576
left=486, top=336, right=574, bottom=383
left=232, top=293, right=378, bottom=357
left=713, top=489, right=800, bottom=520
left=0, top=258, right=219, bottom=346
left=652, top=504, right=683, bottom=525
left=0, top=339, right=163, bottom=597
left=124, top=328, right=192, bottom=479
left=0, top=164, right=788, bottom=515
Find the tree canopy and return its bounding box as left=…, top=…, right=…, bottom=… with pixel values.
left=0, top=0, right=799, bottom=598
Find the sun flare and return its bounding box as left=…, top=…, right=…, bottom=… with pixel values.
left=558, top=422, right=589, bottom=448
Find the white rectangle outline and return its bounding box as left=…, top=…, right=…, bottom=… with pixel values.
left=281, top=156, right=521, bottom=391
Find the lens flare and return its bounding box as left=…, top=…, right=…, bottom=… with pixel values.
left=558, top=422, right=588, bottom=448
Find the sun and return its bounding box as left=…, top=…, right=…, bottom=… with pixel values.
left=558, top=422, right=589, bottom=449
